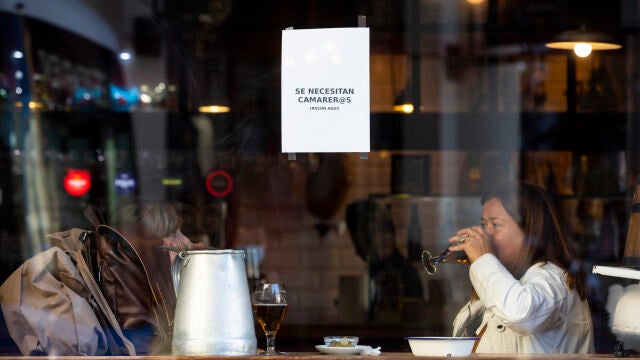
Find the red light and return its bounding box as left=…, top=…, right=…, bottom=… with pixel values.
left=206, top=169, right=233, bottom=198
left=64, top=169, right=91, bottom=197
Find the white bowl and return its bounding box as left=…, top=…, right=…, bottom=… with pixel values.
left=405, top=336, right=478, bottom=357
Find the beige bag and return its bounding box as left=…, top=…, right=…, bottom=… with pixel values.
left=0, top=228, right=135, bottom=356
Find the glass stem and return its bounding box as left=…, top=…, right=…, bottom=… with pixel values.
left=265, top=332, right=277, bottom=354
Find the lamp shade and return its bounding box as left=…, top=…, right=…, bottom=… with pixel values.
left=545, top=30, right=621, bottom=51
left=392, top=88, right=414, bottom=113
left=199, top=105, right=231, bottom=113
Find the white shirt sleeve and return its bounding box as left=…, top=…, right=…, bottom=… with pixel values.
left=469, top=253, right=567, bottom=335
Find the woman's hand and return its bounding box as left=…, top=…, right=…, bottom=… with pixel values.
left=448, top=226, right=492, bottom=263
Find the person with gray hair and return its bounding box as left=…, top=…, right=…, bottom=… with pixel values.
left=110, top=198, right=202, bottom=263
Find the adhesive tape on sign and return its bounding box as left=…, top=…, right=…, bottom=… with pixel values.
left=206, top=170, right=233, bottom=197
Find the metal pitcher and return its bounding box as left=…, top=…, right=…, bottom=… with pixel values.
left=171, top=249, right=257, bottom=355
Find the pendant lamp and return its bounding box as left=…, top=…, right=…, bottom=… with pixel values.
left=545, top=28, right=621, bottom=57
left=199, top=105, right=231, bottom=113
left=198, top=91, right=231, bottom=113
left=392, top=88, right=414, bottom=114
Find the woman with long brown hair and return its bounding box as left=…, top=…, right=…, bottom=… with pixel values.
left=450, top=181, right=594, bottom=353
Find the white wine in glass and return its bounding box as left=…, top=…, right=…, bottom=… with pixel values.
left=253, top=283, right=287, bottom=355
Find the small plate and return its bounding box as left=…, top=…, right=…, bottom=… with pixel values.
left=315, top=345, right=366, bottom=355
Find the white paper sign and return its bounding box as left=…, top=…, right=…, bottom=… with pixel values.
left=281, top=27, right=370, bottom=153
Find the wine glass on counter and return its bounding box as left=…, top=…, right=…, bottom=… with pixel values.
left=253, top=283, right=288, bottom=355
left=422, top=232, right=470, bottom=275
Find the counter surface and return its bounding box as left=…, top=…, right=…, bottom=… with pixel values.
left=0, top=353, right=632, bottom=359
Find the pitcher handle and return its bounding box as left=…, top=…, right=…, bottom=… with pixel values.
left=171, top=252, right=188, bottom=295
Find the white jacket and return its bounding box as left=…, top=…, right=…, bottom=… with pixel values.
left=452, top=254, right=594, bottom=354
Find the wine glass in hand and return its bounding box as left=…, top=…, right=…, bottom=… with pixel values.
left=422, top=232, right=470, bottom=275
left=253, top=283, right=287, bottom=355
